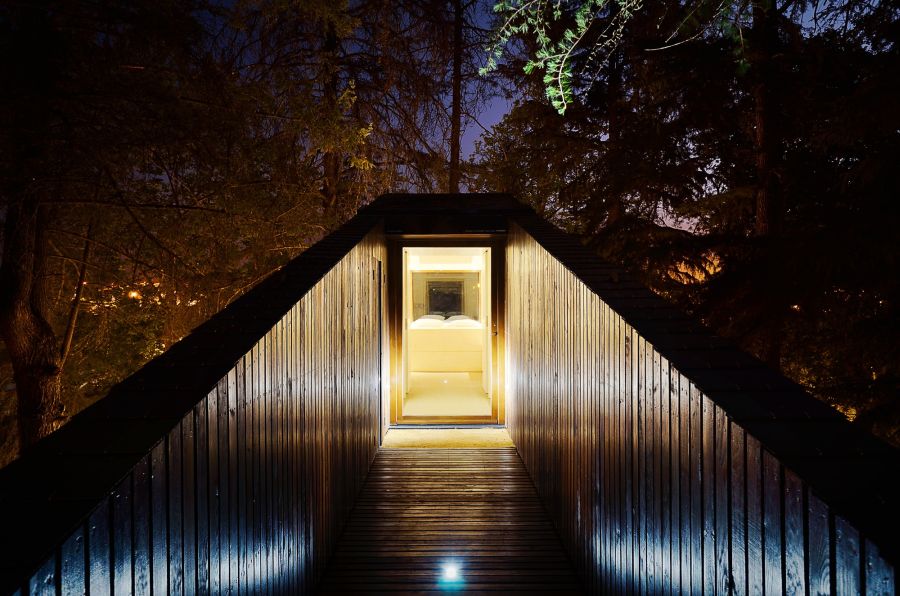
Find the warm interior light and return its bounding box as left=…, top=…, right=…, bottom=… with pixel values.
left=406, top=247, right=485, bottom=272
left=402, top=246, right=492, bottom=418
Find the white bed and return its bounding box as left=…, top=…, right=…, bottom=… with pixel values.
left=408, top=315, right=484, bottom=372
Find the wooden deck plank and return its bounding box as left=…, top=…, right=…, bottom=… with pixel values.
left=318, top=448, right=583, bottom=594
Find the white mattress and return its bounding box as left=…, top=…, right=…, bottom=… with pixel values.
left=408, top=326, right=484, bottom=372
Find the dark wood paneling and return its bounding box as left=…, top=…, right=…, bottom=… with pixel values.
left=318, top=448, right=582, bottom=594
left=150, top=442, right=168, bottom=595
left=87, top=500, right=110, bottom=595
left=505, top=221, right=899, bottom=594
left=132, top=457, right=151, bottom=595
left=26, top=558, right=54, bottom=596
left=1, top=227, right=386, bottom=595
left=111, top=476, right=133, bottom=594
left=59, top=528, right=84, bottom=596
left=3, top=193, right=899, bottom=595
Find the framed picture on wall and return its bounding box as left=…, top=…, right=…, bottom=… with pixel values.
left=427, top=280, right=463, bottom=314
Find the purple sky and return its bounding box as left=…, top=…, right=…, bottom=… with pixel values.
left=461, top=94, right=514, bottom=160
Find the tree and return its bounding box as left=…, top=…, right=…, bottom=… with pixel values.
left=0, top=0, right=374, bottom=457
left=0, top=0, right=503, bottom=465
left=449, top=0, right=465, bottom=192
left=476, top=0, right=900, bottom=445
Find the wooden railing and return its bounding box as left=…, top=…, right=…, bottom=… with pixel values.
left=0, top=218, right=386, bottom=595
left=506, top=217, right=899, bottom=595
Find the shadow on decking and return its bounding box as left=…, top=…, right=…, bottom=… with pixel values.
left=318, top=448, right=582, bottom=594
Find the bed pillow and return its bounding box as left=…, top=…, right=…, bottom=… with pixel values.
left=410, top=318, right=446, bottom=329
left=419, top=314, right=445, bottom=321
left=446, top=315, right=472, bottom=322
left=444, top=318, right=482, bottom=328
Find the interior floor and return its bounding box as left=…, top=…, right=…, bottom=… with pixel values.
left=382, top=427, right=513, bottom=448
left=403, top=371, right=490, bottom=416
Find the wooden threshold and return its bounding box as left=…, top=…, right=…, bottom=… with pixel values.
left=395, top=415, right=497, bottom=425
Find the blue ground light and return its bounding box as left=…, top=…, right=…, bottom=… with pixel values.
left=438, top=560, right=466, bottom=590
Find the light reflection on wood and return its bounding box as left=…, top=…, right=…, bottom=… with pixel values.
left=30, top=228, right=386, bottom=595
left=505, top=221, right=895, bottom=595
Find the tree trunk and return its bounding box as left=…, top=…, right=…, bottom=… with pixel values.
left=0, top=201, right=65, bottom=450
left=448, top=0, right=463, bottom=193
left=751, top=0, right=781, bottom=237
left=599, top=50, right=625, bottom=232
left=0, top=4, right=66, bottom=451
left=749, top=0, right=786, bottom=367
left=322, top=21, right=341, bottom=212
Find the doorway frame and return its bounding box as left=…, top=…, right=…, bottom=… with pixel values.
left=387, top=235, right=506, bottom=425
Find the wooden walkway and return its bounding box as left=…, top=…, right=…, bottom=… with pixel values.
left=318, top=448, right=582, bottom=594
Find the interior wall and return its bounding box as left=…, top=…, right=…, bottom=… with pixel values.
left=505, top=221, right=896, bottom=594
left=410, top=271, right=480, bottom=319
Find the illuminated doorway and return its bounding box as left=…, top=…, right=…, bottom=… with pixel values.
left=399, top=246, right=495, bottom=422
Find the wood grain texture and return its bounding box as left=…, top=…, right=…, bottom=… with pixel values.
left=3, top=194, right=899, bottom=595
left=3, top=226, right=386, bottom=595
left=505, top=221, right=899, bottom=595
left=318, top=448, right=582, bottom=594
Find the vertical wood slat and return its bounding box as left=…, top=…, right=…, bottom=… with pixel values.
left=150, top=441, right=168, bottom=595
left=690, top=383, right=704, bottom=594
left=747, top=436, right=765, bottom=595
left=181, top=411, right=196, bottom=595
left=133, top=457, right=151, bottom=595
left=679, top=375, right=692, bottom=594
left=88, top=499, right=111, bottom=595
left=167, top=420, right=184, bottom=595
left=207, top=386, right=221, bottom=596
left=111, top=476, right=132, bottom=594
left=731, top=424, right=747, bottom=596
left=505, top=222, right=898, bottom=595
left=715, top=405, right=731, bottom=595
left=764, top=451, right=784, bottom=595
left=702, top=395, right=716, bottom=595
left=836, top=516, right=861, bottom=594
left=13, top=227, right=386, bottom=595
left=808, top=493, right=831, bottom=596
left=195, top=402, right=209, bottom=596
left=60, top=527, right=85, bottom=596
left=26, top=558, right=54, bottom=596
left=784, top=470, right=805, bottom=595
left=866, top=541, right=896, bottom=595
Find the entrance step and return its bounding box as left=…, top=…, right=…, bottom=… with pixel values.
left=382, top=428, right=514, bottom=449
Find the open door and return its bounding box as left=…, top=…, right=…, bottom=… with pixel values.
left=391, top=244, right=502, bottom=424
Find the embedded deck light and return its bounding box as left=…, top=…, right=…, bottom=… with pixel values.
left=442, top=562, right=460, bottom=581
left=439, top=560, right=465, bottom=589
